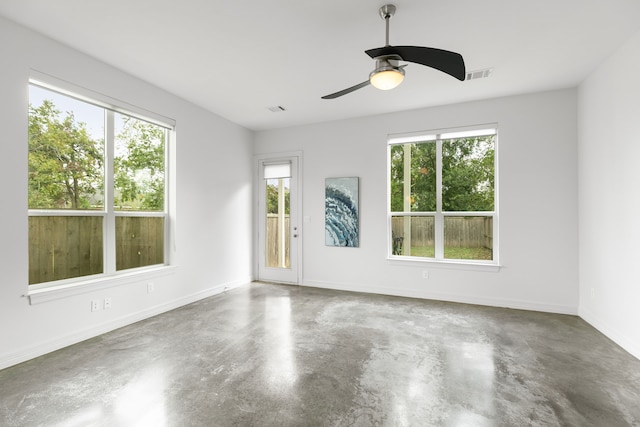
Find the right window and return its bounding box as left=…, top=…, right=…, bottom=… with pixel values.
left=389, top=126, right=497, bottom=263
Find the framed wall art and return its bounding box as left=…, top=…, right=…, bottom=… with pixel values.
left=325, top=177, right=359, bottom=247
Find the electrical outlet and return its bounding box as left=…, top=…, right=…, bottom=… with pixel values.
left=104, top=297, right=112, bottom=309
left=422, top=270, right=429, bottom=279
left=147, top=282, right=155, bottom=293
left=91, top=300, right=100, bottom=312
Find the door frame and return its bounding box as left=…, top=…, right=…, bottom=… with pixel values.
left=254, top=151, right=303, bottom=284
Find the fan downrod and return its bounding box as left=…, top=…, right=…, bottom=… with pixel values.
left=379, top=4, right=396, bottom=47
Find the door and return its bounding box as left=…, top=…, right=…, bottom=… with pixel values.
left=257, top=156, right=300, bottom=284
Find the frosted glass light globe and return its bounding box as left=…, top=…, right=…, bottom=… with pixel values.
left=370, top=69, right=405, bottom=90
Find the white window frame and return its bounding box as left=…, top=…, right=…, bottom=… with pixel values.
left=387, top=124, right=500, bottom=270
left=26, top=71, right=176, bottom=303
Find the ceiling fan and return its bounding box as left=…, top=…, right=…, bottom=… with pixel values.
left=321, top=4, right=466, bottom=99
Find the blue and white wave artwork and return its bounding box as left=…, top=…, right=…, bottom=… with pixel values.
left=325, top=177, right=359, bottom=247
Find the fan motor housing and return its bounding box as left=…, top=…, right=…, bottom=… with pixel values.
left=371, top=55, right=403, bottom=75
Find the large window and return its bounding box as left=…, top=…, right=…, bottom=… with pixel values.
left=28, top=82, right=171, bottom=286
left=388, top=126, right=497, bottom=263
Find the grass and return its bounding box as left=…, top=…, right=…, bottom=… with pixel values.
left=404, top=246, right=493, bottom=261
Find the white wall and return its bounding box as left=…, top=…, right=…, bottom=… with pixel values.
left=11, top=10, right=633, bottom=369
left=0, top=17, right=254, bottom=369
left=578, top=29, right=640, bottom=359
left=254, top=89, right=579, bottom=314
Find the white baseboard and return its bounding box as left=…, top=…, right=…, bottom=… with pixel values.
left=0, top=277, right=251, bottom=371
left=579, top=307, right=640, bottom=361
left=302, top=279, right=578, bottom=315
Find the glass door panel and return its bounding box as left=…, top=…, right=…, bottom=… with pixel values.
left=265, top=177, right=290, bottom=268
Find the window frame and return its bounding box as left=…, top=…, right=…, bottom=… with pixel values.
left=27, top=72, right=176, bottom=299
left=387, top=124, right=499, bottom=270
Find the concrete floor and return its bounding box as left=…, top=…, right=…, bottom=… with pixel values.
left=1, top=283, right=639, bottom=426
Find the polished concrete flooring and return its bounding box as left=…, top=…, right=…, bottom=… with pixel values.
left=1, top=283, right=639, bottom=426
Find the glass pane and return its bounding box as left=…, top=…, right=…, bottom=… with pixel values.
left=444, top=216, right=493, bottom=260
left=265, top=178, right=290, bottom=268
left=390, top=216, right=435, bottom=257
left=390, top=142, right=436, bottom=212
left=116, top=216, right=165, bottom=271
left=442, top=135, right=495, bottom=211
left=29, top=216, right=103, bottom=284
left=114, top=113, right=166, bottom=212
left=28, top=85, right=105, bottom=210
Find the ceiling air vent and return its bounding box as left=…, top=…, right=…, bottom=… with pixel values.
left=466, top=68, right=493, bottom=81
left=267, top=106, right=286, bottom=112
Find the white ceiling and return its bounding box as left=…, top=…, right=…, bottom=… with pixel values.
left=1, top=0, right=640, bottom=131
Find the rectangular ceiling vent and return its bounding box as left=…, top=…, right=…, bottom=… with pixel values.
left=466, top=68, right=493, bottom=81
left=267, top=105, right=286, bottom=112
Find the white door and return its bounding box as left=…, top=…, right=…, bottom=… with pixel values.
left=257, top=156, right=300, bottom=284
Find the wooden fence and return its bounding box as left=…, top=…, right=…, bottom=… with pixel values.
left=29, top=216, right=164, bottom=284
left=30, top=214, right=490, bottom=283
left=391, top=216, right=493, bottom=249
left=264, top=215, right=490, bottom=267
left=116, top=216, right=164, bottom=271
left=266, top=214, right=289, bottom=268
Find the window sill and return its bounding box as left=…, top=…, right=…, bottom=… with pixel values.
left=26, top=265, right=177, bottom=305
left=387, top=257, right=501, bottom=272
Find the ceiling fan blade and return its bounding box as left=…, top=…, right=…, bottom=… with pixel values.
left=321, top=80, right=371, bottom=99
left=365, top=46, right=466, bottom=81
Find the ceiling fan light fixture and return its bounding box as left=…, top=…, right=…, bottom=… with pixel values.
left=369, top=67, right=405, bottom=90
left=321, top=4, right=466, bottom=99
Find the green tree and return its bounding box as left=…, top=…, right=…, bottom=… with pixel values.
left=28, top=100, right=103, bottom=209
left=266, top=180, right=290, bottom=214
left=442, top=136, right=494, bottom=211
left=390, top=136, right=494, bottom=212
left=114, top=115, right=165, bottom=211
left=390, top=142, right=436, bottom=212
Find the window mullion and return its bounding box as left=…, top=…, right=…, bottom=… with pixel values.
left=104, top=110, right=116, bottom=274
left=435, top=136, right=444, bottom=260
left=403, top=143, right=412, bottom=255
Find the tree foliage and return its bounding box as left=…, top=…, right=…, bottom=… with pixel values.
left=114, top=116, right=165, bottom=211
left=442, top=136, right=494, bottom=211
left=28, top=100, right=103, bottom=209
left=266, top=179, right=290, bottom=215
left=390, top=136, right=494, bottom=212
left=28, top=99, right=165, bottom=211
left=390, top=143, right=437, bottom=212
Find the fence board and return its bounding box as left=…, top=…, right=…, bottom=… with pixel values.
left=116, top=217, right=164, bottom=271
left=29, top=216, right=163, bottom=285
left=28, top=216, right=103, bottom=284
left=266, top=214, right=290, bottom=268
left=391, top=216, right=493, bottom=249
